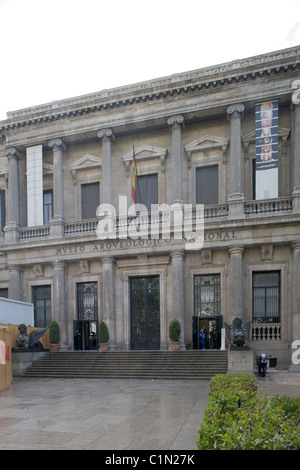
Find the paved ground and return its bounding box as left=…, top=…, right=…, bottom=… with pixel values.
left=0, top=371, right=299, bottom=450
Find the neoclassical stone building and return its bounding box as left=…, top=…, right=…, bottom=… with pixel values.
left=1, top=46, right=300, bottom=367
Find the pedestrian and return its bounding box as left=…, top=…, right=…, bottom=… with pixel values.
left=199, top=328, right=206, bottom=349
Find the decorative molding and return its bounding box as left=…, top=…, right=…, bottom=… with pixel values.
left=5, top=47, right=299, bottom=124
left=69, top=155, right=102, bottom=186
left=122, top=145, right=168, bottom=177
left=184, top=135, right=229, bottom=168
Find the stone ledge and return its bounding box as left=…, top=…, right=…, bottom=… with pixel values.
left=12, top=351, right=48, bottom=376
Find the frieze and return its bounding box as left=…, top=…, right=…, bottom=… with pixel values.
left=54, top=231, right=238, bottom=256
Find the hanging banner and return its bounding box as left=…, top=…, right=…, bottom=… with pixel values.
left=26, top=145, right=43, bottom=226
left=255, top=101, right=278, bottom=200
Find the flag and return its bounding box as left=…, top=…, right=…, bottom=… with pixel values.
left=131, top=146, right=137, bottom=203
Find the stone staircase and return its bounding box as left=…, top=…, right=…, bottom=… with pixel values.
left=22, top=350, right=228, bottom=379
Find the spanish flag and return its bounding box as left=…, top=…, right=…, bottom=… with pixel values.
left=131, top=146, right=137, bottom=203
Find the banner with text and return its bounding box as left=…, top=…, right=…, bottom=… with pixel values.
left=26, top=145, right=43, bottom=226
left=255, top=101, right=278, bottom=200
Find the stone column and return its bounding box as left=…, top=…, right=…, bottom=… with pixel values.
left=97, top=129, right=115, bottom=206
left=227, top=104, right=245, bottom=218
left=171, top=251, right=185, bottom=348
left=48, top=139, right=66, bottom=237
left=101, top=256, right=117, bottom=349
left=292, top=97, right=300, bottom=211
left=53, top=261, right=68, bottom=349
left=8, top=266, right=22, bottom=301
left=168, top=115, right=184, bottom=204
left=291, top=242, right=300, bottom=341
left=4, top=147, right=20, bottom=242
left=228, top=246, right=244, bottom=321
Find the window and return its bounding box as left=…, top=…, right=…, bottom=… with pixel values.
left=196, top=165, right=218, bottom=205
left=252, top=271, right=280, bottom=323
left=136, top=174, right=158, bottom=211
left=0, top=189, right=5, bottom=232
left=194, top=274, right=221, bottom=316
left=81, top=182, right=100, bottom=219
left=43, top=190, right=53, bottom=224
left=33, top=286, right=52, bottom=328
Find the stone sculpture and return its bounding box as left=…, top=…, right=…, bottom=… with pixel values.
left=224, top=316, right=251, bottom=348
left=14, top=323, right=48, bottom=351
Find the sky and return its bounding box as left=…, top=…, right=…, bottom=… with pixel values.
left=0, top=0, right=300, bottom=121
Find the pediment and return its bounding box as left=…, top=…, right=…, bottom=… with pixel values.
left=122, top=145, right=168, bottom=163
left=122, top=145, right=168, bottom=175
left=184, top=135, right=229, bottom=154
left=70, top=155, right=102, bottom=171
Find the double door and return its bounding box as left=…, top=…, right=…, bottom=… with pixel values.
left=130, top=276, right=160, bottom=350
left=74, top=282, right=98, bottom=350
left=192, top=316, right=223, bottom=349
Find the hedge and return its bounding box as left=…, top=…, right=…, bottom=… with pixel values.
left=196, top=374, right=300, bottom=450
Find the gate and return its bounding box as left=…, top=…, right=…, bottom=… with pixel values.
left=130, top=276, right=160, bottom=350
left=74, top=282, right=98, bottom=350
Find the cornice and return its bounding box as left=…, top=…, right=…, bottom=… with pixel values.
left=1, top=46, right=299, bottom=131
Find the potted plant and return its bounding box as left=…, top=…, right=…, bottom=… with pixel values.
left=49, top=320, right=60, bottom=352
left=98, top=321, right=109, bottom=352
left=169, top=318, right=181, bottom=351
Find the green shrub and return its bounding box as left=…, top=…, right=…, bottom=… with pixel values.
left=98, top=321, right=109, bottom=343
left=196, top=374, right=300, bottom=450
left=169, top=318, right=181, bottom=342
left=49, top=320, right=60, bottom=344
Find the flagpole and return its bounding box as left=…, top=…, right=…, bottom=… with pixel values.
left=133, top=145, right=142, bottom=205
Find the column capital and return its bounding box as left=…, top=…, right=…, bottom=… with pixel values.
left=4, top=147, right=21, bottom=160
left=48, top=138, right=66, bottom=151
left=291, top=241, right=300, bottom=252
left=168, top=115, right=185, bottom=130
left=170, top=250, right=185, bottom=259
left=53, top=260, right=67, bottom=269
left=292, top=80, right=300, bottom=105
left=101, top=255, right=115, bottom=265
left=227, top=103, right=245, bottom=119
left=97, top=128, right=115, bottom=142
left=228, top=245, right=244, bottom=255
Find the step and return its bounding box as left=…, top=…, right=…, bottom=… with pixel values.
left=22, top=350, right=228, bottom=379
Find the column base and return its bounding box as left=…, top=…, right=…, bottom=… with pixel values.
left=292, top=188, right=300, bottom=213
left=228, top=195, right=245, bottom=219
left=49, top=216, right=65, bottom=238
left=4, top=222, right=20, bottom=243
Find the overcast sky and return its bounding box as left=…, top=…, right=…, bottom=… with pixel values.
left=0, top=0, right=300, bottom=121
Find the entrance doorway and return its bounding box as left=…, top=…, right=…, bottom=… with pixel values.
left=130, top=276, right=160, bottom=350
left=192, top=316, right=223, bottom=349
left=74, top=282, right=98, bottom=350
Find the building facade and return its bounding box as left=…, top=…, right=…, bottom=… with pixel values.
left=1, top=46, right=300, bottom=367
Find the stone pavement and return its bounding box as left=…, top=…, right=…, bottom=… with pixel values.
left=0, top=377, right=210, bottom=450
left=0, top=372, right=299, bottom=451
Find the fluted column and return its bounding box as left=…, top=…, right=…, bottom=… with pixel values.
left=168, top=115, right=184, bottom=204
left=48, top=139, right=66, bottom=237
left=4, top=147, right=20, bottom=242
left=53, top=261, right=68, bottom=349
left=8, top=266, right=22, bottom=301
left=228, top=246, right=244, bottom=320
left=227, top=104, right=245, bottom=218
left=292, top=85, right=300, bottom=211
left=171, top=250, right=185, bottom=348
left=101, top=256, right=116, bottom=349
left=97, top=129, right=115, bottom=206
